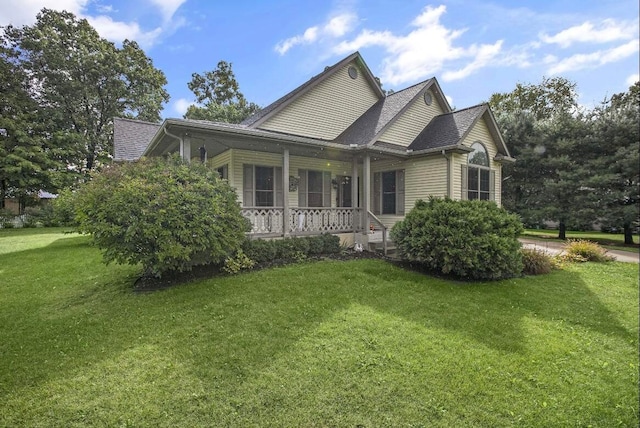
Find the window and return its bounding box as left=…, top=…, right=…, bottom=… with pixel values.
left=463, top=142, right=494, bottom=201
left=382, top=171, right=396, bottom=214
left=255, top=166, right=274, bottom=206
left=243, top=165, right=283, bottom=207
left=216, top=164, right=228, bottom=180
left=372, top=170, right=405, bottom=215
left=298, top=169, right=331, bottom=207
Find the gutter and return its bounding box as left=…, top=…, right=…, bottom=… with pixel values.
left=441, top=149, right=451, bottom=198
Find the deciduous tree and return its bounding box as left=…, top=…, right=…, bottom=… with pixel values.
left=185, top=60, right=260, bottom=123
left=2, top=9, right=169, bottom=171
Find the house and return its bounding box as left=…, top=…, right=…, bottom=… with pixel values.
left=113, top=52, right=514, bottom=250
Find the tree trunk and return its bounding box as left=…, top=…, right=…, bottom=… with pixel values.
left=0, top=180, right=5, bottom=209
left=558, top=220, right=567, bottom=240
left=623, top=223, right=635, bottom=245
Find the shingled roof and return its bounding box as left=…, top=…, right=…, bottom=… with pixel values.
left=333, top=79, right=433, bottom=147
left=407, top=104, right=487, bottom=152
left=113, top=118, right=161, bottom=161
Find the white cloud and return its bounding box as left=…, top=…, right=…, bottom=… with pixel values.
left=87, top=16, right=163, bottom=47
left=0, top=0, right=88, bottom=26
left=547, top=39, right=639, bottom=74
left=149, top=0, right=187, bottom=22
left=0, top=0, right=184, bottom=48
left=333, top=5, right=502, bottom=85
left=445, top=95, right=454, bottom=107
left=541, top=19, right=639, bottom=48
left=443, top=40, right=503, bottom=81
left=627, top=74, right=639, bottom=86
left=173, top=98, right=194, bottom=116
left=275, top=12, right=357, bottom=55
left=324, top=14, right=356, bottom=37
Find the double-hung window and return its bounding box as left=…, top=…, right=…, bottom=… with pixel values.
left=462, top=142, right=494, bottom=201
left=372, top=170, right=405, bottom=215
left=243, top=165, right=283, bottom=207
left=298, top=169, right=331, bottom=207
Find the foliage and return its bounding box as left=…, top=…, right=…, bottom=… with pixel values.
left=223, top=249, right=255, bottom=274
left=491, top=78, right=639, bottom=243
left=2, top=9, right=169, bottom=171
left=242, top=238, right=278, bottom=264
left=276, top=237, right=310, bottom=262
left=489, top=76, right=579, bottom=121
left=0, top=42, right=65, bottom=210
left=184, top=60, right=260, bottom=123
left=563, top=239, right=614, bottom=263
left=241, top=234, right=341, bottom=266
left=391, top=198, right=524, bottom=280
left=73, top=155, right=248, bottom=277
left=51, top=188, right=79, bottom=227
left=521, top=248, right=554, bottom=275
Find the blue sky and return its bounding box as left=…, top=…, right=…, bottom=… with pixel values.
left=2, top=0, right=638, bottom=118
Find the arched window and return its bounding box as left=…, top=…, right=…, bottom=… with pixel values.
left=465, top=142, right=493, bottom=200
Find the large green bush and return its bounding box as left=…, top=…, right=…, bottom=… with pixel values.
left=391, top=198, right=524, bottom=280
left=73, top=155, right=249, bottom=277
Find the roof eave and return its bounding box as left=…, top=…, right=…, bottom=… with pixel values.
left=408, top=144, right=473, bottom=156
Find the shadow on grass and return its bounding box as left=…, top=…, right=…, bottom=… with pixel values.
left=0, top=242, right=635, bottom=423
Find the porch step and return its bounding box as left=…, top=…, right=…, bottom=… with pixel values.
left=367, top=240, right=400, bottom=259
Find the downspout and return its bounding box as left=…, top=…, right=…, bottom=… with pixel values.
left=442, top=149, right=451, bottom=198
left=163, top=127, right=183, bottom=152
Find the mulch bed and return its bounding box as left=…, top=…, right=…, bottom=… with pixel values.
left=133, top=250, right=388, bottom=292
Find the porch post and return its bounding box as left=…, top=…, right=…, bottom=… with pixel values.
left=283, top=149, right=290, bottom=237
left=180, top=136, right=191, bottom=163
left=363, top=153, right=371, bottom=218
left=352, top=157, right=359, bottom=231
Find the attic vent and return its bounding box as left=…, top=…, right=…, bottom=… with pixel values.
left=348, top=66, right=358, bottom=79
left=424, top=92, right=433, bottom=106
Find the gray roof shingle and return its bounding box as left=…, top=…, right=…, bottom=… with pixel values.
left=333, top=79, right=432, bottom=146
left=113, top=118, right=161, bottom=161
left=408, top=104, right=487, bottom=151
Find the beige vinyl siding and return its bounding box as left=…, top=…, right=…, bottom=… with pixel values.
left=230, top=149, right=354, bottom=207
left=209, top=150, right=231, bottom=172
left=453, top=116, right=503, bottom=206
left=370, top=156, right=448, bottom=228
left=378, top=89, right=444, bottom=147
left=231, top=150, right=283, bottom=206
left=259, top=61, right=380, bottom=140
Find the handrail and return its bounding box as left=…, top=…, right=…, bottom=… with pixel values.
left=368, top=211, right=388, bottom=256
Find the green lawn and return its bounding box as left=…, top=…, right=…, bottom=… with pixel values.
left=1, top=228, right=638, bottom=427
left=523, top=228, right=639, bottom=253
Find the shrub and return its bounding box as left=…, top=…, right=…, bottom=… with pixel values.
left=52, top=189, right=79, bottom=227
left=242, top=238, right=277, bottom=264
left=306, top=235, right=326, bottom=255
left=223, top=250, right=256, bottom=274
left=521, top=248, right=554, bottom=275
left=391, top=198, right=524, bottom=280
left=319, top=233, right=341, bottom=254
left=564, top=240, right=614, bottom=263
left=73, top=155, right=249, bottom=277
left=276, top=237, right=310, bottom=262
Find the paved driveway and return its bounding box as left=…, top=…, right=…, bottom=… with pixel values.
left=519, top=238, right=639, bottom=263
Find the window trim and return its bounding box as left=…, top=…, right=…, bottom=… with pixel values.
left=372, top=169, right=405, bottom=215
left=243, top=164, right=283, bottom=207
left=462, top=142, right=495, bottom=201
left=298, top=169, right=331, bottom=208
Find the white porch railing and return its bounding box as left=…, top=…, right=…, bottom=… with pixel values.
left=242, top=207, right=364, bottom=236
left=241, top=207, right=285, bottom=234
